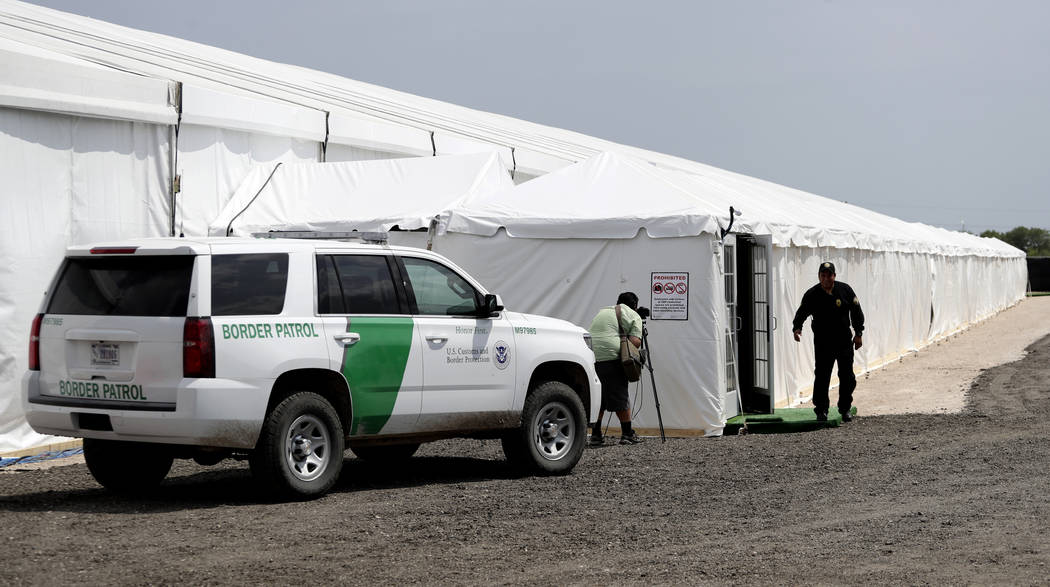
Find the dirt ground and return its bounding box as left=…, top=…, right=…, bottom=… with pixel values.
left=2, top=298, right=1049, bottom=585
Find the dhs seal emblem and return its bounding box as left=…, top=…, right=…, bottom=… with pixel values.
left=493, top=340, right=510, bottom=370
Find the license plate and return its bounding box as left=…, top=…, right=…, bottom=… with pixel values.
left=91, top=343, right=119, bottom=366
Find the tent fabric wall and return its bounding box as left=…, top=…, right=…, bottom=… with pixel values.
left=773, top=247, right=1026, bottom=409
left=0, top=107, right=169, bottom=451
left=325, top=144, right=410, bottom=163
left=174, top=124, right=320, bottom=237
left=429, top=232, right=727, bottom=435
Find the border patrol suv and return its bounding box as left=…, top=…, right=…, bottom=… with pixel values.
left=23, top=237, right=599, bottom=498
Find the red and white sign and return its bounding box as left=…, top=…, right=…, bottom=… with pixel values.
left=650, top=272, right=689, bottom=320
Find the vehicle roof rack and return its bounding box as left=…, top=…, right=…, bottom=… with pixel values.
left=251, top=231, right=389, bottom=244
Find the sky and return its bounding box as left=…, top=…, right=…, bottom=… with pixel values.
left=25, top=0, right=1050, bottom=233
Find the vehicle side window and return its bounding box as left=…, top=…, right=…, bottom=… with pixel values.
left=316, top=255, right=345, bottom=314
left=401, top=257, right=481, bottom=316
left=317, top=255, right=401, bottom=315
left=212, top=253, right=288, bottom=316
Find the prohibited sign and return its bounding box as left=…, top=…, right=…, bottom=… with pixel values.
left=650, top=272, right=689, bottom=320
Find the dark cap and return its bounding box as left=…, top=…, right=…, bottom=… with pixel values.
left=818, top=261, right=836, bottom=274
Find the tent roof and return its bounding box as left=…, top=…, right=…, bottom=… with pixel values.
left=445, top=152, right=1022, bottom=257
left=210, top=152, right=512, bottom=237
left=444, top=151, right=720, bottom=239
left=0, top=1, right=1022, bottom=258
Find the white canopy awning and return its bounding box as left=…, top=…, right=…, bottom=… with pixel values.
left=442, top=151, right=722, bottom=239
left=209, top=152, right=513, bottom=237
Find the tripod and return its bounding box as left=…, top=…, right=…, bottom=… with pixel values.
left=640, top=320, right=667, bottom=442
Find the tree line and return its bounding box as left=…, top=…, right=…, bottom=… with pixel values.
left=980, top=226, right=1050, bottom=256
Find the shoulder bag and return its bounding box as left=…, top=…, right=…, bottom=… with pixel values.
left=615, top=304, right=643, bottom=382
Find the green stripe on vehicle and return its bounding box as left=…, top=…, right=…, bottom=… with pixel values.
left=341, top=317, right=414, bottom=435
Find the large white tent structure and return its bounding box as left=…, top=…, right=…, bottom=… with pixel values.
left=227, top=151, right=1026, bottom=434
left=0, top=0, right=1025, bottom=450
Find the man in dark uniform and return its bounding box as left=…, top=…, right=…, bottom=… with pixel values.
left=792, top=262, right=865, bottom=422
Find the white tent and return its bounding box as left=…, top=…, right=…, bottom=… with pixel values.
left=238, top=151, right=1027, bottom=434
left=0, top=0, right=1026, bottom=450
left=210, top=153, right=513, bottom=237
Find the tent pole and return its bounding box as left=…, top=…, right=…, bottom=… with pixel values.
left=169, top=81, right=183, bottom=237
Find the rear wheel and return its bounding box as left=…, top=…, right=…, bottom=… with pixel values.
left=502, top=381, right=586, bottom=475
left=249, top=392, right=344, bottom=499
left=83, top=438, right=173, bottom=493
left=350, top=443, right=420, bottom=462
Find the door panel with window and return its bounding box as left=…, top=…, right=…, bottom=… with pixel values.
left=316, top=254, right=422, bottom=436
left=399, top=256, right=516, bottom=431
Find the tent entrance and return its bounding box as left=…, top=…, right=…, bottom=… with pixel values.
left=733, top=234, right=776, bottom=414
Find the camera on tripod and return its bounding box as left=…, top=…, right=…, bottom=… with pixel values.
left=635, top=307, right=651, bottom=363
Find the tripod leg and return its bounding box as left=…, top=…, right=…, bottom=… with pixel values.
left=642, top=328, right=666, bottom=443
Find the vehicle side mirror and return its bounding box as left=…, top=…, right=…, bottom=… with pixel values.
left=480, top=293, right=504, bottom=318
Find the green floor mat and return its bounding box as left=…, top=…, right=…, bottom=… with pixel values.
left=724, top=407, right=858, bottom=435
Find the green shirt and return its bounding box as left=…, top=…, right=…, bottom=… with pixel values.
left=588, top=305, right=643, bottom=362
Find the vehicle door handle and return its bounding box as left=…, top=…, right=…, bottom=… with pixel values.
left=334, top=332, right=361, bottom=347
left=425, top=335, right=448, bottom=344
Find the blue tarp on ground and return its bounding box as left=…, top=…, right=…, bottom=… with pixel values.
left=0, top=447, right=83, bottom=468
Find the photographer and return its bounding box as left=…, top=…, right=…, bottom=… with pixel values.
left=587, top=292, right=644, bottom=445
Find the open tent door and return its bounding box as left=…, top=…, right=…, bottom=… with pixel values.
left=721, top=234, right=742, bottom=420
left=734, top=234, right=776, bottom=413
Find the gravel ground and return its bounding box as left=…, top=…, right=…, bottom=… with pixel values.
left=2, top=315, right=1049, bottom=584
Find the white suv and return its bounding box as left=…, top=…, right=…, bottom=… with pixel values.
left=23, top=237, right=599, bottom=498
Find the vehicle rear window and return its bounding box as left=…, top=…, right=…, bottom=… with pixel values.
left=212, top=253, right=288, bottom=315
left=48, top=256, right=194, bottom=317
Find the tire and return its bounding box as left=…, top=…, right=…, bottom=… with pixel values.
left=83, top=438, right=173, bottom=493
left=350, top=443, right=420, bottom=462
left=249, top=392, right=345, bottom=500
left=502, top=381, right=587, bottom=475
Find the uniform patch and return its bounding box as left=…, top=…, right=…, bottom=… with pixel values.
left=836, top=299, right=842, bottom=307
left=493, top=340, right=511, bottom=370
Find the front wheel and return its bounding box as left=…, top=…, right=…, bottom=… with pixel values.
left=502, top=381, right=586, bottom=475
left=250, top=392, right=345, bottom=500
left=83, top=439, right=173, bottom=493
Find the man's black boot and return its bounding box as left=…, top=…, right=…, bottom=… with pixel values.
left=815, top=410, right=828, bottom=422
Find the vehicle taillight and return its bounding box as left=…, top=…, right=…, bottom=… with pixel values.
left=90, top=247, right=138, bottom=254
left=183, top=317, right=215, bottom=378
left=29, top=313, right=43, bottom=371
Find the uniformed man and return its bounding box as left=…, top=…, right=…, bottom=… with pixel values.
left=791, top=262, right=865, bottom=422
